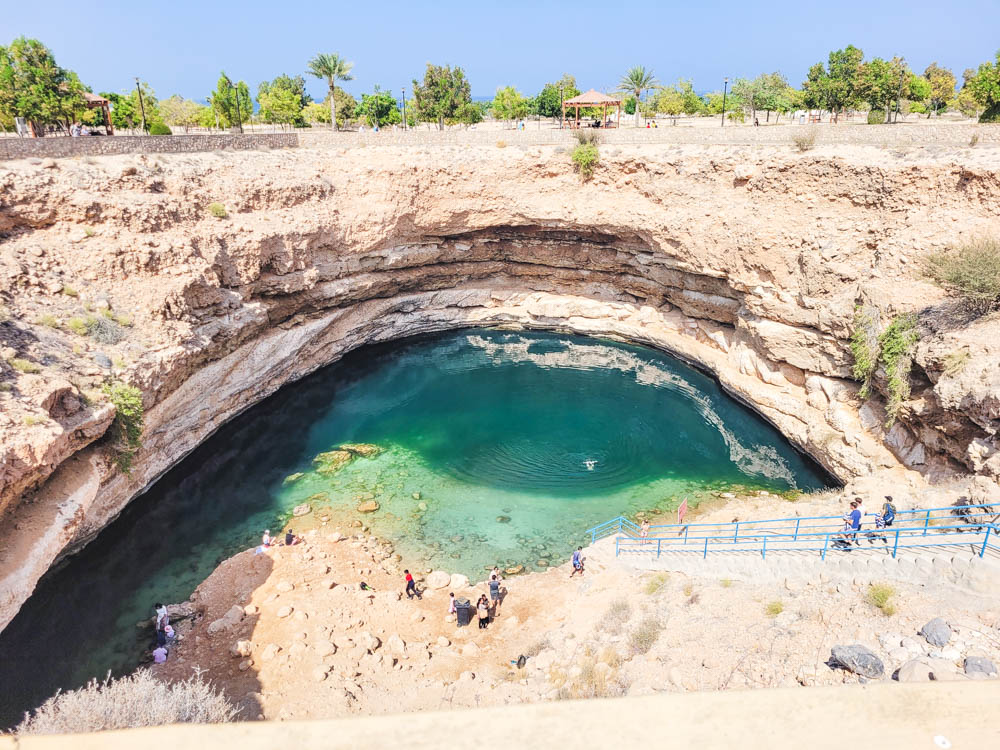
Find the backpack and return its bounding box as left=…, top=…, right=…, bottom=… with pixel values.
left=883, top=503, right=896, bottom=523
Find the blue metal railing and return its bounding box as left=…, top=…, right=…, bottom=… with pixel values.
left=585, top=503, right=1000, bottom=561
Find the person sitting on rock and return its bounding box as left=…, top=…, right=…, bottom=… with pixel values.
left=284, top=529, right=301, bottom=546
left=262, top=530, right=273, bottom=547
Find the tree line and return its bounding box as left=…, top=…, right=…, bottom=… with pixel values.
left=2, top=36, right=1000, bottom=136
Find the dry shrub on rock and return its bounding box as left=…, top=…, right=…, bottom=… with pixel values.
left=16, top=669, right=239, bottom=735
left=925, top=237, right=1000, bottom=315
left=628, top=616, right=663, bottom=655
left=792, top=128, right=817, bottom=152
left=597, top=598, right=632, bottom=634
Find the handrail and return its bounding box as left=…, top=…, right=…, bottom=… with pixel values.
left=585, top=502, right=1000, bottom=561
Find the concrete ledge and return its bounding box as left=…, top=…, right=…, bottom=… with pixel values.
left=4, top=682, right=998, bottom=749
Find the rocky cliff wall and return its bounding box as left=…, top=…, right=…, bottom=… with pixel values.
left=1, top=142, right=998, bottom=632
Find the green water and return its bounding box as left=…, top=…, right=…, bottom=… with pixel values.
left=276, top=330, right=830, bottom=576
left=0, top=328, right=831, bottom=725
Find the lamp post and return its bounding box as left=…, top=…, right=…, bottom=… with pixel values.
left=224, top=76, right=243, bottom=134
left=135, top=77, right=147, bottom=134
left=401, top=88, right=407, bottom=131
left=721, top=77, right=728, bottom=127
left=559, top=85, right=564, bottom=129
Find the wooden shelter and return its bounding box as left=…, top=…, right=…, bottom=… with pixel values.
left=561, top=89, right=622, bottom=129
left=82, top=92, right=114, bottom=135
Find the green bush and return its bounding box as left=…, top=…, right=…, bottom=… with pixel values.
left=627, top=617, right=663, bottom=655
left=8, top=358, right=41, bottom=374
left=148, top=122, right=172, bottom=136
left=925, top=237, right=1000, bottom=315
left=208, top=202, right=228, bottom=219
left=979, top=102, right=1000, bottom=123
left=571, top=142, right=599, bottom=181
left=62, top=285, right=79, bottom=298
left=878, top=314, right=919, bottom=427
left=765, top=600, right=784, bottom=617
left=102, top=381, right=144, bottom=473
left=866, top=583, right=897, bottom=616
left=644, top=572, right=670, bottom=595
left=867, top=109, right=886, bottom=124
left=850, top=304, right=881, bottom=398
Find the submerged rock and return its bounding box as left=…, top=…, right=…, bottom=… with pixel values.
left=357, top=499, right=380, bottom=513
left=496, top=516, right=511, bottom=523
left=338, top=443, right=382, bottom=458
left=313, top=450, right=355, bottom=474
left=293, top=503, right=312, bottom=517
left=282, top=473, right=304, bottom=485
left=505, top=565, right=525, bottom=575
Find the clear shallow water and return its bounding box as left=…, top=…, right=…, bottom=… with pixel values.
left=0, top=329, right=832, bottom=725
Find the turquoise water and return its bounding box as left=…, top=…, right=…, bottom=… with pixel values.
left=0, top=329, right=831, bottom=725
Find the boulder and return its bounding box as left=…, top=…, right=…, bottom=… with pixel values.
left=292, top=503, right=312, bottom=517
left=358, top=632, right=382, bottom=652
left=830, top=645, right=884, bottom=679
left=426, top=571, right=452, bottom=589
left=919, top=617, right=952, bottom=647
left=259, top=644, right=281, bottom=661
left=231, top=640, right=253, bottom=658
left=357, top=500, right=380, bottom=513
left=897, top=658, right=961, bottom=683
left=276, top=606, right=293, bottom=619
left=462, top=642, right=480, bottom=657
left=315, top=641, right=336, bottom=657
left=207, top=605, right=245, bottom=635
left=449, top=573, right=469, bottom=589
left=282, top=473, right=304, bottom=485
left=387, top=634, right=407, bottom=656
left=964, top=656, right=998, bottom=679
left=276, top=581, right=294, bottom=593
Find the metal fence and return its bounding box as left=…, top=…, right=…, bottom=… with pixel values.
left=586, top=503, right=1000, bottom=561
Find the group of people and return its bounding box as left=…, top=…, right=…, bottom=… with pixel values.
left=151, top=603, right=176, bottom=664
left=257, top=528, right=301, bottom=554
left=441, top=568, right=507, bottom=630
left=835, top=495, right=896, bottom=547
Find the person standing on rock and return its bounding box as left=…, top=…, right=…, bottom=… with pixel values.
left=489, top=575, right=502, bottom=614
left=448, top=592, right=457, bottom=616
left=154, top=603, right=169, bottom=647
left=640, top=519, right=650, bottom=545
left=570, top=547, right=585, bottom=577
left=404, top=570, right=420, bottom=599
left=477, top=595, right=490, bottom=629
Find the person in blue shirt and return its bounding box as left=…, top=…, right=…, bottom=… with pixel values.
left=569, top=547, right=585, bottom=577
left=849, top=501, right=863, bottom=546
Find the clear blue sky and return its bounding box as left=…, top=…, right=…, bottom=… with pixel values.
left=5, top=0, right=999, bottom=102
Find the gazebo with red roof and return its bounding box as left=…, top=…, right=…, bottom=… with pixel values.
left=561, top=89, right=622, bottom=129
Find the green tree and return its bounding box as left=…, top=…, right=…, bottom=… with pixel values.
left=158, top=95, right=205, bottom=132
left=618, top=65, right=659, bottom=126
left=907, top=75, right=932, bottom=115
left=303, top=88, right=356, bottom=128
left=102, top=81, right=164, bottom=133
left=967, top=51, right=1000, bottom=122
left=306, top=52, right=354, bottom=130
left=923, top=63, right=956, bottom=116
left=257, top=74, right=311, bottom=127
left=650, top=86, right=683, bottom=115
left=802, top=45, right=864, bottom=121
left=491, top=86, right=530, bottom=125
left=0, top=37, right=88, bottom=134
left=534, top=74, right=580, bottom=118
left=411, top=63, right=474, bottom=130
left=355, top=86, right=401, bottom=128
left=209, top=73, right=251, bottom=130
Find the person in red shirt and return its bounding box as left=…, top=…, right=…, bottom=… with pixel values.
left=404, top=570, right=420, bottom=599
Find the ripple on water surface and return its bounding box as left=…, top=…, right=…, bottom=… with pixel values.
left=0, top=329, right=832, bottom=726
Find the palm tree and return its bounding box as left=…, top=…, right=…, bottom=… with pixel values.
left=619, top=66, right=659, bottom=127
left=307, top=53, right=354, bottom=130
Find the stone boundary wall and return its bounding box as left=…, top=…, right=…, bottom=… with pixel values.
left=2, top=123, right=997, bottom=161
left=0, top=133, right=298, bottom=161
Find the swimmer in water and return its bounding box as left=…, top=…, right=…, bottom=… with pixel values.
left=584, top=459, right=597, bottom=471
